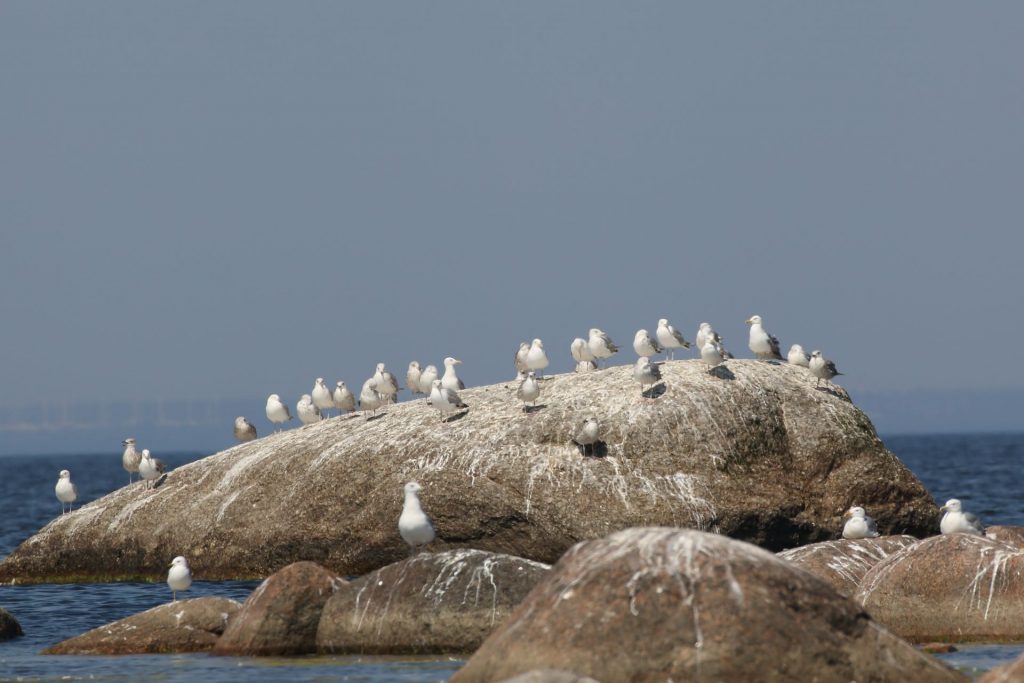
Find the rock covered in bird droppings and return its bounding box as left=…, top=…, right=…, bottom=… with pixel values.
left=777, top=535, right=919, bottom=596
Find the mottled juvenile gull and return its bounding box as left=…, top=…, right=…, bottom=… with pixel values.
left=940, top=499, right=984, bottom=536
left=441, top=357, right=465, bottom=391
left=312, top=378, right=335, bottom=417
left=525, top=339, right=549, bottom=377
left=588, top=328, right=619, bottom=366
left=746, top=315, right=784, bottom=361
left=809, top=350, right=843, bottom=388
left=656, top=318, right=691, bottom=360
left=573, top=417, right=600, bottom=456
left=633, top=357, right=663, bottom=397
left=399, top=482, right=435, bottom=555
left=517, top=371, right=541, bottom=411
left=842, top=506, right=879, bottom=539
left=788, top=344, right=811, bottom=367
left=139, top=449, right=165, bottom=490
left=234, top=417, right=257, bottom=443
left=55, top=469, right=78, bottom=515
left=700, top=334, right=726, bottom=374
left=266, top=394, right=293, bottom=429
left=514, top=342, right=530, bottom=380
left=167, top=556, right=192, bottom=602
left=633, top=329, right=663, bottom=358
left=359, top=379, right=382, bottom=416
left=418, top=364, right=439, bottom=394
left=333, top=381, right=355, bottom=414
left=427, top=378, right=467, bottom=422
left=373, top=363, right=400, bottom=404
left=406, top=362, right=423, bottom=397
left=122, top=437, right=141, bottom=485
left=570, top=337, right=597, bottom=373
left=297, top=394, right=321, bottom=425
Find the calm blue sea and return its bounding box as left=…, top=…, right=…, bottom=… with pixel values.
left=1, top=434, right=1023, bottom=680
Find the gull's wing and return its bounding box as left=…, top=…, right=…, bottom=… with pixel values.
left=669, top=326, right=691, bottom=348
left=442, top=387, right=467, bottom=408
left=965, top=512, right=984, bottom=534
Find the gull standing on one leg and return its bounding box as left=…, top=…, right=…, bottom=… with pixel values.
left=234, top=417, right=257, bottom=442
left=139, top=449, right=165, bottom=490
left=55, top=469, right=78, bottom=515
left=570, top=337, right=597, bottom=373
left=441, top=357, right=465, bottom=391
left=633, top=329, right=663, bottom=358
left=517, top=371, right=541, bottom=411
left=311, top=378, right=335, bottom=417
left=656, top=319, right=691, bottom=360
left=297, top=394, right=321, bottom=425
left=633, top=357, right=663, bottom=399
left=333, top=381, right=355, bottom=414
left=399, top=482, right=435, bottom=556
left=746, top=315, right=784, bottom=361
left=427, top=379, right=467, bottom=422
left=266, top=394, right=293, bottom=431
left=122, top=437, right=141, bottom=485
left=788, top=344, right=811, bottom=367
left=842, top=506, right=879, bottom=539
left=167, top=556, right=192, bottom=601
left=809, top=351, right=843, bottom=388
left=588, top=328, right=619, bottom=368
left=406, top=362, right=423, bottom=397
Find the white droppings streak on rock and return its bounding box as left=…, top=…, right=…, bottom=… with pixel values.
left=955, top=538, right=1023, bottom=620
left=107, top=497, right=152, bottom=533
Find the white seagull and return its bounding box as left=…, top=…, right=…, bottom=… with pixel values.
left=746, top=315, right=784, bottom=361
left=333, top=381, right=356, bottom=414
left=940, top=499, right=984, bottom=536
left=373, top=363, right=400, bottom=405
left=525, top=339, right=549, bottom=377
left=588, top=328, right=619, bottom=366
left=399, top=482, right=435, bottom=555
left=55, top=469, right=78, bottom=515
left=427, top=379, right=467, bottom=422
left=359, top=378, right=383, bottom=416
left=788, top=344, right=811, bottom=367
left=570, top=337, right=597, bottom=373
left=311, top=377, right=335, bottom=417
left=695, top=322, right=715, bottom=354
left=418, top=364, right=439, bottom=394
left=633, top=357, right=663, bottom=398
left=700, top=334, right=726, bottom=375
left=296, top=394, right=321, bottom=425
left=514, top=342, right=530, bottom=380
left=167, top=556, right=192, bottom=601
left=266, top=394, right=293, bottom=429
left=517, top=371, right=541, bottom=411
left=406, top=362, right=423, bottom=397
left=809, top=351, right=843, bottom=388
left=842, top=506, right=879, bottom=539
left=122, top=437, right=141, bottom=485
left=233, top=417, right=257, bottom=443
left=441, top=357, right=465, bottom=391
left=656, top=319, right=691, bottom=360
left=573, top=417, right=600, bottom=456
left=633, top=329, right=663, bottom=358
left=139, top=449, right=165, bottom=490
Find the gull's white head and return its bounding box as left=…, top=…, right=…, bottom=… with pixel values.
left=444, top=356, right=461, bottom=366
left=141, top=449, right=151, bottom=459
left=409, top=361, right=420, bottom=370
left=336, top=381, right=346, bottom=388
left=376, top=363, right=386, bottom=373
left=589, top=328, right=602, bottom=337
left=59, top=469, right=70, bottom=479
left=300, top=394, right=312, bottom=402
left=531, top=338, right=543, bottom=347
left=844, top=506, right=866, bottom=519
left=423, top=365, right=437, bottom=374
left=169, top=556, right=188, bottom=569
left=941, top=499, right=962, bottom=513
left=268, top=394, right=281, bottom=402
left=432, top=379, right=443, bottom=388
left=235, top=416, right=247, bottom=424
left=315, top=377, right=325, bottom=385
left=635, top=329, right=649, bottom=339
left=658, top=318, right=669, bottom=326
left=746, top=315, right=762, bottom=325
left=519, top=341, right=529, bottom=350
left=636, top=357, right=651, bottom=368
left=404, top=481, right=422, bottom=495
left=790, top=344, right=805, bottom=353
left=122, top=437, right=136, bottom=446
left=526, top=371, right=536, bottom=380
left=699, top=322, right=711, bottom=330
left=811, top=350, right=823, bottom=359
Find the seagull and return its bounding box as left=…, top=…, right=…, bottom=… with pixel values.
left=167, top=556, right=192, bottom=601
left=809, top=350, right=843, bottom=388
left=633, top=329, right=663, bottom=358
left=633, top=357, right=663, bottom=398
left=266, top=394, right=293, bottom=430
left=139, top=449, right=165, bottom=490
left=588, top=328, right=619, bottom=366
left=525, top=339, right=549, bottom=378
left=427, top=378, right=467, bottom=422
left=441, top=357, right=465, bottom=391
left=122, top=437, right=141, bottom=485
left=399, top=482, right=435, bottom=555
left=311, top=377, right=335, bottom=417
left=695, top=323, right=714, bottom=354
left=517, top=371, right=541, bottom=411
left=842, top=506, right=879, bottom=539
left=406, top=362, right=423, bottom=397
left=296, top=394, right=321, bottom=425
left=573, top=417, right=600, bottom=456
left=701, top=334, right=726, bottom=375
left=746, top=315, right=784, bottom=361
left=233, top=417, right=257, bottom=443
left=359, top=378, right=383, bottom=416
left=656, top=319, right=691, bottom=360
left=940, top=499, right=984, bottom=536
left=570, top=337, right=597, bottom=373
left=788, top=344, right=811, bottom=367
left=514, top=342, right=530, bottom=380
left=55, top=469, right=78, bottom=515
left=418, top=364, right=439, bottom=394
left=374, top=363, right=400, bottom=404
left=333, top=381, right=356, bottom=414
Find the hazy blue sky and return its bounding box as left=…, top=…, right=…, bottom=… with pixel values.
left=1, top=3, right=1022, bottom=434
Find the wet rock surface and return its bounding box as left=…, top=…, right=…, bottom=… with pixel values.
left=0, top=606, right=23, bottom=641
left=777, top=535, right=919, bottom=596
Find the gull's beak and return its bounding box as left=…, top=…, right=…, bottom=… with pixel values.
left=454, top=359, right=463, bottom=365
left=939, top=505, right=948, bottom=512
left=121, top=440, right=128, bottom=446
left=843, top=510, right=851, bottom=519
left=745, top=318, right=753, bottom=325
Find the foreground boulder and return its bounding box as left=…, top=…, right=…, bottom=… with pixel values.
left=317, top=549, right=549, bottom=654
left=500, top=672, right=601, bottom=683
left=213, top=561, right=342, bottom=656
left=43, top=597, right=239, bottom=654
left=777, top=535, right=918, bottom=596
left=855, top=534, right=1024, bottom=643
left=979, top=649, right=1024, bottom=682
left=452, top=528, right=965, bottom=683
left=0, top=362, right=936, bottom=583
left=0, top=607, right=22, bottom=641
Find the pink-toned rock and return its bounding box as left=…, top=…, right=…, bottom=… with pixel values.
left=452, top=528, right=965, bottom=683
left=212, top=561, right=343, bottom=656
left=856, top=534, right=1024, bottom=643
left=777, top=536, right=918, bottom=596
left=979, top=651, right=1024, bottom=682
left=499, top=671, right=601, bottom=683
left=986, top=526, right=1024, bottom=550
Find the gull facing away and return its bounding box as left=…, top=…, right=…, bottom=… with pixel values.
left=312, top=378, right=335, bottom=417
left=573, top=417, right=600, bottom=456
left=514, top=342, right=530, bottom=380
left=441, top=357, right=465, bottom=391
left=333, top=381, right=356, bottom=414
left=122, top=437, right=141, bottom=485
left=588, top=328, right=619, bottom=367
left=418, top=364, right=439, bottom=394
left=297, top=394, right=321, bottom=425
left=359, top=378, right=383, bottom=416
left=427, top=379, right=467, bottom=422
left=525, top=339, right=549, bottom=377
left=809, top=351, right=843, bottom=388
left=399, top=482, right=435, bottom=555
left=406, top=362, right=423, bottom=397
left=788, top=344, right=811, bottom=367
left=842, top=506, right=879, bottom=539
left=139, top=449, right=165, bottom=490
left=570, top=337, right=597, bottom=373
left=700, top=334, right=726, bottom=375
left=55, top=469, right=78, bottom=515
left=233, top=417, right=257, bottom=443
left=374, top=363, right=400, bottom=405
left=167, top=556, right=192, bottom=601
left=746, top=315, right=784, bottom=361
left=633, top=329, right=663, bottom=359
left=633, top=357, right=663, bottom=398
left=517, top=371, right=541, bottom=411
left=656, top=319, right=691, bottom=360
left=940, top=499, right=985, bottom=536
left=266, top=394, right=293, bottom=430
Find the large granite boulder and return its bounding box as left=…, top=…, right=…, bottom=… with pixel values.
left=452, top=528, right=965, bottom=683
left=43, top=597, right=240, bottom=654
left=0, top=362, right=936, bottom=583
left=317, top=549, right=549, bottom=654
left=499, top=672, right=601, bottom=683
left=986, top=526, right=1024, bottom=550
left=777, top=535, right=919, bottom=596
left=0, top=607, right=22, bottom=641
left=855, top=534, right=1024, bottom=643
left=212, top=561, right=342, bottom=656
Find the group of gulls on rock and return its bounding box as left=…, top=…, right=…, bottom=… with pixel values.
left=841, top=498, right=985, bottom=539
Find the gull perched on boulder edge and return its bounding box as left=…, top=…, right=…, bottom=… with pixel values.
left=428, top=379, right=467, bottom=422
left=588, top=328, right=619, bottom=366
left=746, top=315, right=784, bottom=361
left=633, top=329, right=663, bottom=358
left=418, top=365, right=439, bottom=394
left=55, top=469, right=78, bottom=515
left=373, top=364, right=400, bottom=405
left=266, top=394, right=293, bottom=429
left=842, top=506, right=879, bottom=539
left=297, top=394, right=321, bottom=425
left=525, top=339, right=549, bottom=377
left=233, top=417, right=257, bottom=443
left=333, top=381, right=355, bottom=414
left=514, top=342, right=530, bottom=380
left=656, top=318, right=690, bottom=360
left=573, top=417, right=600, bottom=456
left=122, top=437, right=141, bottom=485
left=406, top=362, right=423, bottom=397
left=633, top=357, right=663, bottom=398
left=940, top=499, right=984, bottom=536
left=570, top=337, right=597, bottom=373
left=700, top=334, right=726, bottom=375
left=517, top=371, right=541, bottom=411
left=788, top=344, right=811, bottom=367
left=312, top=378, right=335, bottom=417
left=441, top=357, right=465, bottom=391
left=139, top=449, right=165, bottom=490
left=809, top=351, right=843, bottom=388
left=167, top=556, right=192, bottom=601
left=359, top=379, right=382, bottom=416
